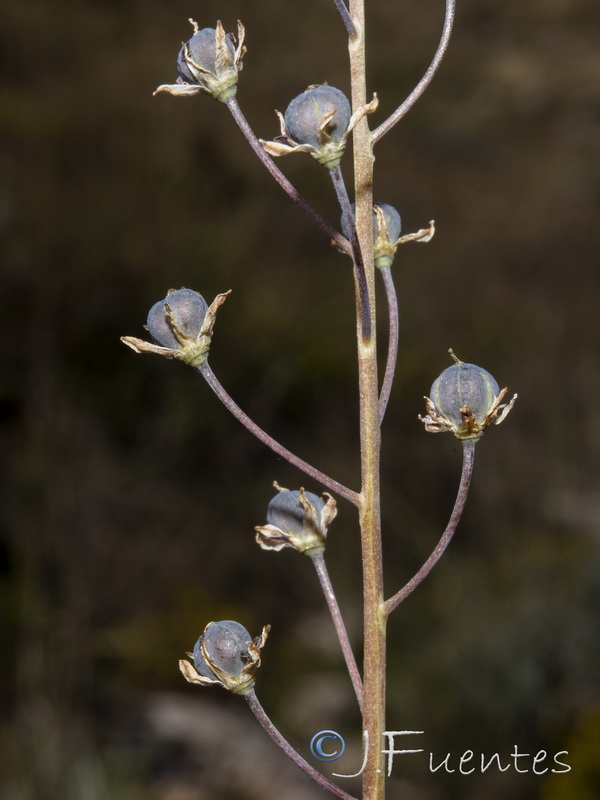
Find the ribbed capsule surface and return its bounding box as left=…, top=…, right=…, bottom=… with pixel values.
left=193, top=620, right=252, bottom=680
left=266, top=490, right=324, bottom=535
left=430, top=363, right=500, bottom=427
left=284, top=86, right=351, bottom=148
left=146, top=288, right=208, bottom=348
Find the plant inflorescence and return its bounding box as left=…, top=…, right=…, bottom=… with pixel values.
left=122, top=3, right=516, bottom=798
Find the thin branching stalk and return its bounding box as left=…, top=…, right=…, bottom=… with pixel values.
left=378, top=266, right=399, bottom=423
left=384, top=441, right=475, bottom=617
left=226, top=97, right=352, bottom=255
left=311, top=553, right=364, bottom=711
left=198, top=362, right=360, bottom=506
left=371, top=0, right=456, bottom=145
left=331, top=0, right=358, bottom=38
left=329, top=164, right=371, bottom=339
left=348, top=0, right=387, bottom=795
left=245, top=691, right=359, bottom=800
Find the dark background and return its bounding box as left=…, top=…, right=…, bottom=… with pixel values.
left=1, top=0, right=599, bottom=798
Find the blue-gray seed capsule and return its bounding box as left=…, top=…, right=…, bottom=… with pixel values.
left=431, top=363, right=500, bottom=427
left=267, top=490, right=325, bottom=536
left=177, top=28, right=234, bottom=83
left=146, top=288, right=208, bottom=349
left=284, top=86, right=351, bottom=148
left=193, top=620, right=252, bottom=680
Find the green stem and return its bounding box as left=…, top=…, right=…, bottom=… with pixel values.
left=348, top=0, right=386, bottom=796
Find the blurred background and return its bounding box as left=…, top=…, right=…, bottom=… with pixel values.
left=1, top=0, right=599, bottom=798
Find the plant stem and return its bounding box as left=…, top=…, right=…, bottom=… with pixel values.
left=245, top=690, right=359, bottom=800
left=331, top=0, right=358, bottom=38
left=198, top=362, right=360, bottom=507
left=378, top=266, right=399, bottom=423
left=348, top=0, right=387, bottom=795
left=226, top=97, right=352, bottom=256
left=329, top=164, right=371, bottom=340
left=311, top=553, right=364, bottom=711
left=384, top=441, right=475, bottom=617
left=371, top=0, right=456, bottom=145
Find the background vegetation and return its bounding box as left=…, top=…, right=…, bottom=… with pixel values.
left=1, top=0, right=599, bottom=797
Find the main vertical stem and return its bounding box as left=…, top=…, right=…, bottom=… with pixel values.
left=348, top=3, right=386, bottom=798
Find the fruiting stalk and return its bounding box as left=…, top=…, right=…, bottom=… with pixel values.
left=384, top=442, right=476, bottom=616
left=348, top=0, right=387, bottom=796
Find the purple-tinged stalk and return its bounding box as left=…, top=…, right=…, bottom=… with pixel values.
left=384, top=442, right=475, bottom=616
left=331, top=0, right=357, bottom=38
left=378, top=266, right=399, bottom=423
left=198, top=362, right=360, bottom=507
left=226, top=96, right=352, bottom=255
left=245, top=691, right=359, bottom=800
left=330, top=165, right=371, bottom=340
left=123, top=289, right=359, bottom=506
left=255, top=486, right=363, bottom=709
left=371, top=0, right=456, bottom=144
left=311, top=552, right=364, bottom=711
left=385, top=355, right=516, bottom=615
left=181, top=621, right=357, bottom=799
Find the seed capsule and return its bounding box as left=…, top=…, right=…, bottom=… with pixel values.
left=255, top=485, right=337, bottom=556
left=146, top=288, right=208, bottom=349
left=180, top=620, right=269, bottom=695
left=420, top=351, right=517, bottom=442
left=284, top=85, right=351, bottom=149
left=267, top=489, right=325, bottom=535
left=430, top=361, right=500, bottom=429
left=154, top=20, right=245, bottom=103
left=261, top=86, right=377, bottom=169
left=176, top=27, right=234, bottom=84
left=193, top=620, right=252, bottom=681
left=340, top=202, right=402, bottom=268
left=122, top=289, right=229, bottom=368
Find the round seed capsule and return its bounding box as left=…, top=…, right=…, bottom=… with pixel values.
left=194, top=620, right=252, bottom=679
left=430, top=362, right=500, bottom=428
left=266, top=490, right=325, bottom=536
left=284, top=86, right=351, bottom=148
left=177, top=28, right=234, bottom=83
left=146, top=288, right=208, bottom=349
